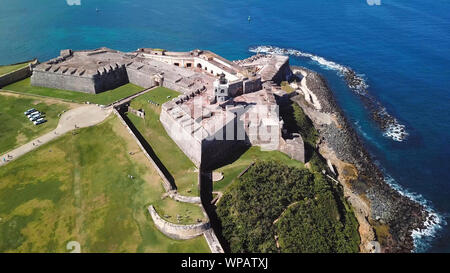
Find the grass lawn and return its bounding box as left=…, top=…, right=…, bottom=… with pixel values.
left=130, top=86, right=180, bottom=106
left=127, top=87, right=199, bottom=197
left=213, top=146, right=304, bottom=192
left=0, top=93, right=72, bottom=154
left=0, top=115, right=209, bottom=253
left=281, top=81, right=295, bottom=93
left=0, top=62, right=30, bottom=76
left=3, top=78, right=144, bottom=105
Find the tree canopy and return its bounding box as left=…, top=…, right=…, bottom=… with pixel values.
left=216, top=161, right=360, bottom=253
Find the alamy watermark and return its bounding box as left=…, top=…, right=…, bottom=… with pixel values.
left=66, top=241, right=81, bottom=253
left=169, top=97, right=280, bottom=149
left=66, top=0, right=81, bottom=6
left=367, top=0, right=381, bottom=6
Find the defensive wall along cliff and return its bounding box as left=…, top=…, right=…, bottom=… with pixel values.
left=0, top=59, right=38, bottom=88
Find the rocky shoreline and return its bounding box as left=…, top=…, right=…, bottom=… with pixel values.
left=343, top=69, right=408, bottom=141
left=290, top=66, right=430, bottom=252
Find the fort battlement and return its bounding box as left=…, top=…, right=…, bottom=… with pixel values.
left=31, top=47, right=303, bottom=168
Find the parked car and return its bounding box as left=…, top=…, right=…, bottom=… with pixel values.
left=27, top=111, right=39, bottom=117
left=24, top=109, right=37, bottom=115
left=27, top=112, right=40, bottom=118
left=34, top=119, right=47, bottom=125
left=30, top=114, right=43, bottom=121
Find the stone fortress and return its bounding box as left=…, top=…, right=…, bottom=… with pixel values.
left=31, top=47, right=305, bottom=168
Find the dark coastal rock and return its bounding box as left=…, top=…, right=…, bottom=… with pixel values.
left=291, top=66, right=428, bottom=252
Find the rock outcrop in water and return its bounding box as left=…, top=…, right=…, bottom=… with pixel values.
left=290, top=66, right=430, bottom=252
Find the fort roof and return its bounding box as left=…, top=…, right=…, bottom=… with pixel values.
left=234, top=54, right=290, bottom=82
left=33, top=48, right=132, bottom=77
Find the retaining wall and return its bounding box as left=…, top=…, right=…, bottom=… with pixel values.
left=0, top=59, right=37, bottom=88
left=169, top=191, right=202, bottom=204
left=114, top=109, right=173, bottom=191
left=148, top=205, right=210, bottom=240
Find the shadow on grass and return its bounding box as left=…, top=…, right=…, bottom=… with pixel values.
left=120, top=110, right=177, bottom=190
left=199, top=170, right=231, bottom=252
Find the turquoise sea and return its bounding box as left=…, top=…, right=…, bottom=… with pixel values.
left=0, top=0, right=449, bottom=252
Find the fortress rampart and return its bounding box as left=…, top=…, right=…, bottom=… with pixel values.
left=148, top=205, right=210, bottom=240
left=0, top=59, right=37, bottom=88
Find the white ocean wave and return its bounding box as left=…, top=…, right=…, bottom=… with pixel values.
left=383, top=174, right=446, bottom=252
left=249, top=45, right=408, bottom=142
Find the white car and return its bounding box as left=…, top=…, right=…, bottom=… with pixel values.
left=30, top=115, right=42, bottom=121
left=24, top=108, right=36, bottom=115
left=27, top=112, right=40, bottom=118
left=34, top=119, right=47, bottom=125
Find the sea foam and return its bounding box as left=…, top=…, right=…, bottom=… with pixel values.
left=250, top=45, right=445, bottom=251
left=249, top=45, right=408, bottom=142
left=383, top=173, right=446, bottom=252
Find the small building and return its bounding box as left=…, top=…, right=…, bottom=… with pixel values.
left=213, top=73, right=229, bottom=102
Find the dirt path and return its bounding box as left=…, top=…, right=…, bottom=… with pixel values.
left=0, top=105, right=112, bottom=167
left=0, top=89, right=82, bottom=108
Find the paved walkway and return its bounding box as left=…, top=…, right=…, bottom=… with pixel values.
left=0, top=105, right=112, bottom=167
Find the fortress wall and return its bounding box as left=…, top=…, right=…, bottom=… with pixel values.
left=279, top=136, right=305, bottom=163
left=170, top=192, right=202, bottom=204
left=200, top=116, right=248, bottom=170
left=203, top=228, right=225, bottom=253
left=201, top=138, right=247, bottom=170
left=94, top=65, right=129, bottom=92
left=271, top=59, right=292, bottom=84
left=126, top=68, right=156, bottom=88
left=31, top=70, right=97, bottom=94
left=161, top=80, right=192, bottom=94
left=160, top=104, right=202, bottom=167
left=141, top=53, right=195, bottom=68
left=194, top=58, right=239, bottom=81
left=243, top=77, right=262, bottom=94
left=0, top=63, right=33, bottom=88
left=228, top=80, right=244, bottom=97
left=114, top=109, right=174, bottom=191
left=148, top=205, right=210, bottom=240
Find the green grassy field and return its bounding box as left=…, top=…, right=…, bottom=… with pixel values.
left=0, top=116, right=209, bottom=253
left=213, top=146, right=304, bottom=192
left=0, top=62, right=30, bottom=76
left=0, top=93, right=71, bottom=154
left=3, top=78, right=144, bottom=105
left=127, top=87, right=199, bottom=196
left=130, top=86, right=180, bottom=106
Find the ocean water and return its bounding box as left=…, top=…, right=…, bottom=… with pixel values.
left=0, top=0, right=449, bottom=252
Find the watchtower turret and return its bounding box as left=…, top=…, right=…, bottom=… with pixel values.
left=214, top=73, right=229, bottom=102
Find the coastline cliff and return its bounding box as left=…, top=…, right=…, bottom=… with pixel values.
left=289, top=66, right=429, bottom=252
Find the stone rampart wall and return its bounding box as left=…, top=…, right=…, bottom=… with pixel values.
left=31, top=64, right=129, bottom=94
left=243, top=77, right=262, bottom=94
left=114, top=109, right=174, bottom=191
left=160, top=104, right=203, bottom=167
left=94, top=65, right=129, bottom=92
left=0, top=59, right=37, bottom=88
left=126, top=67, right=156, bottom=88
left=31, top=70, right=97, bottom=93
left=271, top=60, right=292, bottom=84
left=148, top=205, right=210, bottom=240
